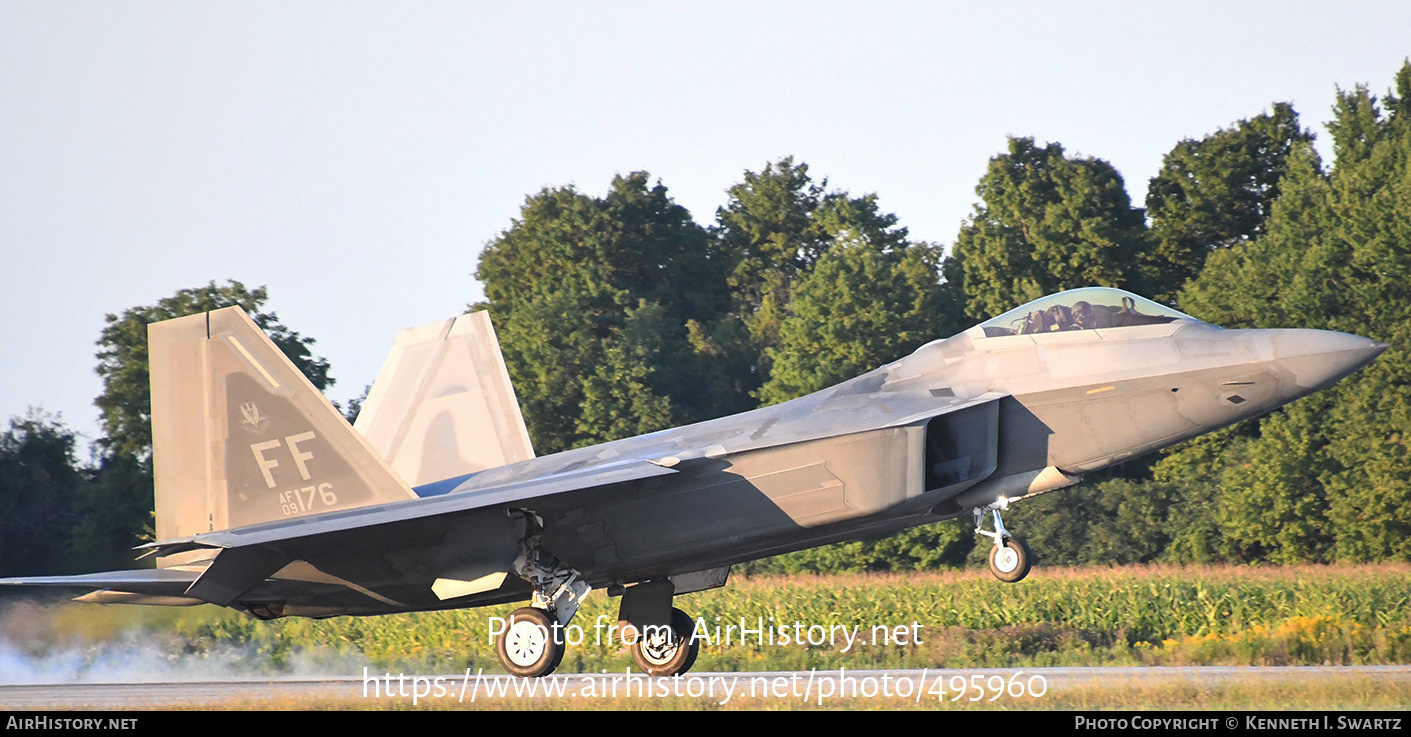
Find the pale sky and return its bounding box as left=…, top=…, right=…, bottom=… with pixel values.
left=3, top=1, right=1409, bottom=454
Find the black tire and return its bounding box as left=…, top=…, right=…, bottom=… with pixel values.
left=680, top=608, right=701, bottom=672
left=495, top=607, right=563, bottom=677
left=630, top=607, right=699, bottom=676
left=550, top=635, right=568, bottom=671
left=988, top=537, right=1032, bottom=583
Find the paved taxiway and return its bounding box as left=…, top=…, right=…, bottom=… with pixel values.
left=2, top=666, right=1408, bottom=708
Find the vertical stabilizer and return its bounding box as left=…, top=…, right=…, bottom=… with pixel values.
left=353, top=311, right=534, bottom=488
left=150, top=308, right=418, bottom=567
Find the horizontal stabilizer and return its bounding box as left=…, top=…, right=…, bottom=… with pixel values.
left=184, top=546, right=290, bottom=607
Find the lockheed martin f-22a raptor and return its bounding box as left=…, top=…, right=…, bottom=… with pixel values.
left=0, top=287, right=1387, bottom=677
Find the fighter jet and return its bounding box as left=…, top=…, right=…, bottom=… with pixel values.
left=0, top=287, right=1386, bottom=677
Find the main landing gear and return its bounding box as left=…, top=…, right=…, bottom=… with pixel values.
left=491, top=592, right=701, bottom=679
left=974, top=500, right=1032, bottom=583
left=491, top=541, right=700, bottom=678
left=496, top=606, right=566, bottom=678
left=629, top=607, right=699, bottom=676
left=494, top=542, right=590, bottom=678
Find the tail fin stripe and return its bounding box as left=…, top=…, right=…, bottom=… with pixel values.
left=225, top=335, right=280, bottom=389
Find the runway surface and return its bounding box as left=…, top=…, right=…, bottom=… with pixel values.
left=2, top=666, right=1408, bottom=708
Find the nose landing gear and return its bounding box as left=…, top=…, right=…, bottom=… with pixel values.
left=974, top=501, right=1032, bottom=583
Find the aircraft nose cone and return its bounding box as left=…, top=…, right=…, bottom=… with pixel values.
left=1270, top=329, right=1387, bottom=391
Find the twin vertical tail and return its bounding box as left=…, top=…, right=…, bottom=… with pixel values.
left=352, top=311, right=535, bottom=488
left=147, top=308, right=534, bottom=570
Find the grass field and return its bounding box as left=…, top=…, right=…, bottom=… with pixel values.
left=3, top=563, right=1409, bottom=681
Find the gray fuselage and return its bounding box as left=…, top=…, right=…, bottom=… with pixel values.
left=434, top=318, right=1384, bottom=591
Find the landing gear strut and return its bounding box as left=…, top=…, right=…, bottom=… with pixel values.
left=617, top=579, right=699, bottom=677
left=493, top=533, right=590, bottom=678
left=975, top=501, right=1031, bottom=583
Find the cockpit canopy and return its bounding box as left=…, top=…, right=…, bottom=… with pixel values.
left=976, top=287, right=1196, bottom=338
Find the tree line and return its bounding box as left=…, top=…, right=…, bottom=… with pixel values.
left=4, top=62, right=1408, bottom=577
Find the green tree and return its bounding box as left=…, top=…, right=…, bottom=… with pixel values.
left=95, top=280, right=333, bottom=460
left=715, top=157, right=913, bottom=386
left=1178, top=61, right=1411, bottom=562
left=1148, top=426, right=1248, bottom=563
left=758, top=238, right=963, bottom=404
left=1214, top=399, right=1334, bottom=563
left=1144, top=103, right=1314, bottom=303
left=1177, top=141, right=1329, bottom=329
left=0, top=411, right=83, bottom=576
left=67, top=452, right=156, bottom=571
left=575, top=301, right=679, bottom=441
left=476, top=173, right=737, bottom=452
left=1327, top=83, right=1390, bottom=166
left=1317, top=68, right=1411, bottom=562
left=951, top=137, right=1149, bottom=320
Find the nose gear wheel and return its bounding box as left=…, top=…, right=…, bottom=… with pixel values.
left=988, top=537, right=1032, bottom=582
left=975, top=503, right=1032, bottom=583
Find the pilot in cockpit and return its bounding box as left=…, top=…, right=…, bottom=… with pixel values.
left=982, top=288, right=1188, bottom=338
left=1046, top=304, right=1075, bottom=331
left=1072, top=300, right=1116, bottom=329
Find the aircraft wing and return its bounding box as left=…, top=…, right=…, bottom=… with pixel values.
left=145, top=458, right=678, bottom=555
left=0, top=568, right=199, bottom=595
left=150, top=458, right=681, bottom=608
left=0, top=459, right=677, bottom=609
